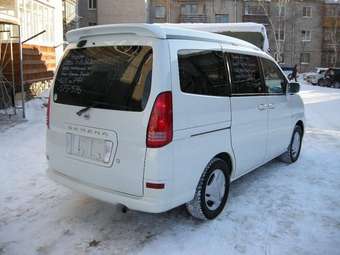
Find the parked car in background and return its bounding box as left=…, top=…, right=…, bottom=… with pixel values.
left=46, top=24, right=305, bottom=220
left=304, top=67, right=328, bottom=85
left=318, top=68, right=340, bottom=88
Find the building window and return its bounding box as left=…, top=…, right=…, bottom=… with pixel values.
left=88, top=0, right=97, bottom=10
left=300, top=53, right=311, bottom=64
left=302, top=30, right=311, bottom=41
left=244, top=3, right=267, bottom=16
left=181, top=4, right=198, bottom=15
left=328, top=54, right=336, bottom=65
left=302, top=6, right=312, bottom=17
left=19, top=0, right=55, bottom=46
left=275, top=30, right=285, bottom=41
left=215, top=14, right=229, bottom=23
left=325, top=7, right=336, bottom=17
left=154, top=6, right=166, bottom=18
left=324, top=29, right=332, bottom=41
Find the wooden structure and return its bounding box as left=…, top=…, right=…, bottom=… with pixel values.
left=0, top=21, right=56, bottom=119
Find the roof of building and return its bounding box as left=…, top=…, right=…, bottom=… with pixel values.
left=66, top=23, right=261, bottom=52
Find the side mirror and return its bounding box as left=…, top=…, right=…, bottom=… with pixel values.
left=288, top=82, right=300, bottom=94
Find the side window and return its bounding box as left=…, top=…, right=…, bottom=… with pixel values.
left=178, top=50, right=229, bottom=96
left=229, top=53, right=263, bottom=95
left=261, top=58, right=286, bottom=94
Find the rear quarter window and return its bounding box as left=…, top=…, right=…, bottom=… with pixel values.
left=53, top=46, right=153, bottom=111
left=177, top=49, right=229, bottom=97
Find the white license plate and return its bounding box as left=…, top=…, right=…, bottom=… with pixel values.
left=66, top=133, right=113, bottom=163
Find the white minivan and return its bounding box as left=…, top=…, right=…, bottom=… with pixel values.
left=46, top=24, right=304, bottom=220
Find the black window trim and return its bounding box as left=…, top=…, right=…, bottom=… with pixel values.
left=258, top=56, right=288, bottom=96
left=53, top=45, right=153, bottom=112
left=176, top=48, right=289, bottom=98
left=177, top=49, right=231, bottom=97
left=225, top=52, right=289, bottom=97
left=226, top=52, right=267, bottom=97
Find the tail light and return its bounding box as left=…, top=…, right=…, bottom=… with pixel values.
left=146, top=91, right=173, bottom=148
left=47, top=95, right=51, bottom=129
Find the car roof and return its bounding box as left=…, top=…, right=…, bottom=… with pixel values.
left=66, top=23, right=275, bottom=63
left=160, top=22, right=270, bottom=52
left=66, top=23, right=262, bottom=52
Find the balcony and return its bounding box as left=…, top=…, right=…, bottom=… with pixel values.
left=0, top=0, right=19, bottom=24
left=323, top=17, right=340, bottom=28
left=180, top=14, right=208, bottom=23
left=243, top=14, right=269, bottom=25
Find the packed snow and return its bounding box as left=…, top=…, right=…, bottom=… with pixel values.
left=1, top=84, right=340, bottom=255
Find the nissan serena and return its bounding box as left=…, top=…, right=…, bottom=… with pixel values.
left=46, top=24, right=304, bottom=220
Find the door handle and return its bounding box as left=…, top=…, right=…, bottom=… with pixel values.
left=268, top=103, right=275, bottom=109
left=257, top=104, right=267, bottom=111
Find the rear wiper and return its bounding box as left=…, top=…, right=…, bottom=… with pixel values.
left=76, top=106, right=91, bottom=116
left=76, top=101, right=132, bottom=116
left=76, top=101, right=108, bottom=116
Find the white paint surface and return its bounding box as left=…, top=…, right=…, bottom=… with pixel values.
left=1, top=83, right=340, bottom=254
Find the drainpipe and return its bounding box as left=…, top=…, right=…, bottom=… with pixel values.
left=234, top=0, right=237, bottom=22
left=145, top=0, right=150, bottom=23
left=168, top=0, right=171, bottom=23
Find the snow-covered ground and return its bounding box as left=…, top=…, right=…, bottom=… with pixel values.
left=1, top=84, right=340, bottom=255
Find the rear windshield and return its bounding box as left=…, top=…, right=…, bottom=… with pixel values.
left=53, top=46, right=153, bottom=111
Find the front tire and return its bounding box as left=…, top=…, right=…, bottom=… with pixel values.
left=186, top=158, right=230, bottom=220
left=279, top=125, right=303, bottom=163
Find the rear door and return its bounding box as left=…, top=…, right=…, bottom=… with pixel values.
left=48, top=42, right=155, bottom=196
left=226, top=52, right=268, bottom=175
left=169, top=40, right=232, bottom=196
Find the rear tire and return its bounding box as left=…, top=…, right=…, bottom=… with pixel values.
left=279, top=125, right=303, bottom=163
left=186, top=158, right=230, bottom=220
left=318, top=78, right=327, bottom=87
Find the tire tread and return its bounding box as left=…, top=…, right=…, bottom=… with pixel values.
left=186, top=158, right=228, bottom=220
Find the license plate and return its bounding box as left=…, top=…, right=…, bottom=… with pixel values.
left=66, top=133, right=113, bottom=163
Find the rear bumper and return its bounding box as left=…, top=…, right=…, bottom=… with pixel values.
left=47, top=168, right=173, bottom=213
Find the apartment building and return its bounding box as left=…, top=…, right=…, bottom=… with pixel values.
left=150, top=0, right=243, bottom=23
left=243, top=0, right=324, bottom=72
left=97, top=0, right=148, bottom=24
left=322, top=0, right=340, bottom=67
left=78, top=0, right=97, bottom=27
left=149, top=0, right=340, bottom=71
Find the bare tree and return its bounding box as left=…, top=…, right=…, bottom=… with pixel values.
left=256, top=0, right=290, bottom=62
left=329, top=16, right=339, bottom=67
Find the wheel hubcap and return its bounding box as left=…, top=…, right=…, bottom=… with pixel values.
left=291, top=132, right=301, bottom=158
left=204, top=169, right=226, bottom=211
